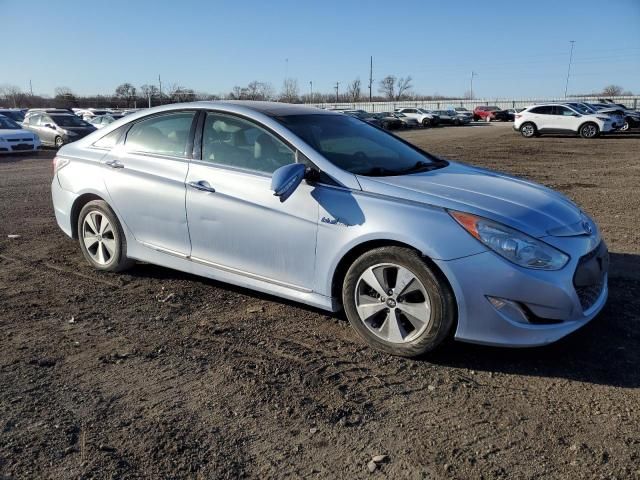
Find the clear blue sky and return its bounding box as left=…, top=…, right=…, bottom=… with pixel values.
left=2, top=0, right=639, bottom=98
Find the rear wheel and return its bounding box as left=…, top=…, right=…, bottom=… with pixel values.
left=421, top=118, right=431, bottom=128
left=54, top=136, right=64, bottom=149
left=620, top=120, right=629, bottom=132
left=77, top=200, right=134, bottom=272
left=520, top=122, right=537, bottom=138
left=579, top=122, right=599, bottom=139
left=342, top=247, right=455, bottom=357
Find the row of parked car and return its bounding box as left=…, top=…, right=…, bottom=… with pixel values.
left=513, top=100, right=640, bottom=138
left=0, top=107, right=140, bottom=153
left=334, top=107, right=476, bottom=130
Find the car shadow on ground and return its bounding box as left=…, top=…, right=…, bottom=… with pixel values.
left=125, top=252, right=639, bottom=388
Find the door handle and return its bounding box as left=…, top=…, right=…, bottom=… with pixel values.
left=105, top=160, right=125, bottom=169
left=187, top=180, right=216, bottom=193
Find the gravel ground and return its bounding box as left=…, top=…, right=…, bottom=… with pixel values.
left=1, top=123, right=639, bottom=479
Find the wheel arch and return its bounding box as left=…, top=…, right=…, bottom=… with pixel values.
left=330, top=239, right=457, bottom=312
left=70, top=193, right=108, bottom=239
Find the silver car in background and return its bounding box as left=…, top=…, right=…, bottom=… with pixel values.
left=51, top=102, right=608, bottom=357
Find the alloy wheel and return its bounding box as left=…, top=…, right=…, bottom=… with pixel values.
left=521, top=124, right=535, bottom=137
left=581, top=124, right=598, bottom=138
left=354, top=263, right=431, bottom=343
left=82, top=210, right=116, bottom=265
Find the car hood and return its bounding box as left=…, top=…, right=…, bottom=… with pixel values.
left=356, top=161, right=585, bottom=238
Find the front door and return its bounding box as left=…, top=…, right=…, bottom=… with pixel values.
left=101, top=111, right=196, bottom=256
left=186, top=111, right=318, bottom=290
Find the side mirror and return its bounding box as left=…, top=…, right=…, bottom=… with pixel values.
left=271, top=163, right=306, bottom=202
left=45, top=123, right=56, bottom=129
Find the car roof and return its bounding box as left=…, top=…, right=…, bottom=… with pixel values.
left=202, top=101, right=332, bottom=116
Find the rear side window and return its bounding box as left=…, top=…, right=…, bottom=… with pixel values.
left=93, top=125, right=128, bottom=149
left=125, top=112, right=196, bottom=158
left=529, top=106, right=553, bottom=115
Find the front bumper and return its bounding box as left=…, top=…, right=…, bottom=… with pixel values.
left=434, top=235, right=608, bottom=347
left=0, top=138, right=40, bottom=153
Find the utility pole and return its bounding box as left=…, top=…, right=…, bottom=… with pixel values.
left=29, top=80, right=33, bottom=96
left=369, top=56, right=373, bottom=102
left=158, top=74, right=163, bottom=104
left=309, top=81, right=313, bottom=103
left=470, top=71, right=478, bottom=100
left=285, top=58, right=289, bottom=80
left=564, top=40, right=575, bottom=98
left=335, top=82, right=340, bottom=103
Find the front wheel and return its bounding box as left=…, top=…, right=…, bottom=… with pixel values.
left=342, top=247, right=456, bottom=357
left=421, top=118, right=431, bottom=128
left=579, top=122, right=599, bottom=139
left=77, top=200, right=134, bottom=272
left=620, top=120, right=629, bottom=132
left=54, top=136, right=64, bottom=149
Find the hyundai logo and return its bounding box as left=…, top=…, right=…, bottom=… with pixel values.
left=582, top=220, right=593, bottom=235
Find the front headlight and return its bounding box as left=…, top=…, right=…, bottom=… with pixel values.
left=449, top=211, right=569, bottom=270
left=596, top=116, right=610, bottom=121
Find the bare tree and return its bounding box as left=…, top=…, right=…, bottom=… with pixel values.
left=396, top=76, right=413, bottom=100
left=140, top=84, right=160, bottom=99
left=280, top=78, right=299, bottom=103
left=601, top=85, right=623, bottom=97
left=463, top=90, right=474, bottom=100
left=167, top=84, right=195, bottom=102
left=0, top=84, right=24, bottom=108
left=115, top=83, right=137, bottom=107
left=245, top=81, right=274, bottom=100
left=378, top=75, right=396, bottom=100
left=347, top=78, right=362, bottom=102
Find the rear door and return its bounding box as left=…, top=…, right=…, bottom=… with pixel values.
left=100, top=111, right=196, bottom=256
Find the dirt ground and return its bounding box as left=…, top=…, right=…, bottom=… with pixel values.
left=1, top=123, right=639, bottom=479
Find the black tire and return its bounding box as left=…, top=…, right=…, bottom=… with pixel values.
left=520, top=122, right=537, bottom=138
left=77, top=200, right=134, bottom=272
left=579, top=122, right=600, bottom=139
left=342, top=246, right=456, bottom=357
left=620, top=120, right=629, bottom=132
left=422, top=118, right=431, bottom=128
left=54, top=136, right=64, bottom=149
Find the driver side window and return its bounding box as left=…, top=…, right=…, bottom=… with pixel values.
left=201, top=113, right=295, bottom=174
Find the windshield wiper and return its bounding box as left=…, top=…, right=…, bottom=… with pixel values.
left=360, top=166, right=402, bottom=176
left=398, top=161, right=438, bottom=174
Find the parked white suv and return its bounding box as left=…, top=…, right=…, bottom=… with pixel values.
left=514, top=104, right=618, bottom=138
left=394, top=108, right=439, bottom=127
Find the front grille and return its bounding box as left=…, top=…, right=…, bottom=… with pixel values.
left=573, top=242, right=608, bottom=311
left=8, top=138, right=33, bottom=142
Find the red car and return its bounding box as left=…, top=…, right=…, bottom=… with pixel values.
left=473, top=106, right=513, bottom=122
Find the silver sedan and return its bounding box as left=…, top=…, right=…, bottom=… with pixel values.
left=51, top=101, right=608, bottom=357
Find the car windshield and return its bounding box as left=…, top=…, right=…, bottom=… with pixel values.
left=274, top=114, right=445, bottom=176
left=486, top=106, right=500, bottom=111
left=393, top=112, right=407, bottom=117
left=569, top=104, right=592, bottom=114
left=0, top=116, right=22, bottom=129
left=51, top=115, right=90, bottom=127
left=0, top=111, right=25, bottom=122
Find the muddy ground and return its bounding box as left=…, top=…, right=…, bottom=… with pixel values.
left=1, top=123, right=639, bottom=479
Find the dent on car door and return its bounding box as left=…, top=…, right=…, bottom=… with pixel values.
left=100, top=111, right=197, bottom=256
left=185, top=111, right=318, bottom=290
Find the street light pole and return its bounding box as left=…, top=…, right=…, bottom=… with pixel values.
left=564, top=40, right=575, bottom=98
left=470, top=71, right=478, bottom=100
left=309, top=81, right=313, bottom=103
left=335, top=82, right=340, bottom=103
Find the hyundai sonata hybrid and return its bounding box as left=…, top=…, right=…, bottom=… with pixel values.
left=51, top=102, right=608, bottom=357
